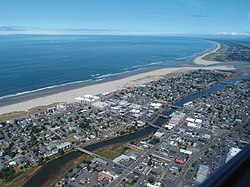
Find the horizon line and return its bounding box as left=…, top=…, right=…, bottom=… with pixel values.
left=0, top=27, right=249, bottom=36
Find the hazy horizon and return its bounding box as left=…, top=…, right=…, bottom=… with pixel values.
left=0, top=0, right=249, bottom=35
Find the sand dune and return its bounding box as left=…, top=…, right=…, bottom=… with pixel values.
left=194, top=42, right=221, bottom=65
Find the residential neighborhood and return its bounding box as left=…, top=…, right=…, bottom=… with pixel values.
left=0, top=70, right=249, bottom=187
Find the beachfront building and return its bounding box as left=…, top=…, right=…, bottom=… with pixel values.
left=75, top=94, right=100, bottom=105
left=56, top=103, right=67, bottom=111
left=75, top=97, right=84, bottom=104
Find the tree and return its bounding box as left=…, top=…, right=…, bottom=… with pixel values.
left=149, top=138, right=160, bottom=145
left=38, top=158, right=45, bottom=165
left=119, top=130, right=126, bottom=135
left=58, top=148, right=65, bottom=155
left=79, top=120, right=90, bottom=129
left=0, top=166, right=16, bottom=181
left=148, top=176, right=155, bottom=184
left=147, top=159, right=153, bottom=166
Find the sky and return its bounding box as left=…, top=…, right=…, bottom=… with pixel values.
left=0, top=0, right=250, bottom=35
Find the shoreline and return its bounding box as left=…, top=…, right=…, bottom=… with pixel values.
left=0, top=65, right=235, bottom=115
left=0, top=65, right=177, bottom=106
left=193, top=42, right=222, bottom=65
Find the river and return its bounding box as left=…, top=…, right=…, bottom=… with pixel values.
left=23, top=72, right=250, bottom=187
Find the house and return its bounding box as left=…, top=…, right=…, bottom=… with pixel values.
left=150, top=102, right=162, bottom=109
left=8, top=161, right=17, bottom=166
left=79, top=178, right=88, bottom=185
left=98, top=172, right=113, bottom=182
left=175, top=159, right=186, bottom=165
left=56, top=142, right=72, bottom=150
left=92, top=158, right=108, bottom=165
left=154, top=132, right=164, bottom=138
left=56, top=103, right=67, bottom=111
left=83, top=94, right=100, bottom=105
left=92, top=101, right=108, bottom=109
left=180, top=149, right=192, bottom=155
left=75, top=97, right=84, bottom=104
left=113, top=154, right=130, bottom=163
left=130, top=153, right=140, bottom=160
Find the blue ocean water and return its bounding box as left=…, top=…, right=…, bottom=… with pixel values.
left=0, top=35, right=215, bottom=99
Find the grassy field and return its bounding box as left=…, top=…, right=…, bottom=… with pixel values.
left=0, top=103, right=60, bottom=123
left=94, top=143, right=130, bottom=160
left=0, top=166, right=38, bottom=187
left=0, top=111, right=27, bottom=123
left=202, top=43, right=229, bottom=62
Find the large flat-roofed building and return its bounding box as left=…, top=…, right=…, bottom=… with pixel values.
left=226, top=147, right=241, bottom=162
left=195, top=164, right=209, bottom=183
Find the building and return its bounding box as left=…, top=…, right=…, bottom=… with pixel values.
left=92, top=101, right=108, bottom=109
left=195, top=164, right=209, bottom=183
left=98, top=172, right=113, bottom=182
left=56, top=103, right=67, bottom=111
left=8, top=161, right=17, bottom=166
left=113, top=154, right=130, bottom=163
left=154, top=132, right=164, bottom=138
left=147, top=182, right=161, bottom=187
left=226, top=147, right=241, bottom=162
left=56, top=142, right=72, bottom=150
left=92, top=158, right=108, bottom=165
left=83, top=94, right=100, bottom=105
left=150, top=102, right=162, bottom=109
left=75, top=97, right=84, bottom=104
left=130, top=152, right=140, bottom=160
left=180, top=149, right=192, bottom=155
left=175, top=159, right=186, bottom=165
left=187, top=122, right=201, bottom=128
left=79, top=178, right=88, bottom=185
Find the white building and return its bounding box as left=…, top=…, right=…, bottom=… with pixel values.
left=75, top=97, right=84, bottom=104
left=56, top=103, right=67, bottom=111
left=75, top=94, right=100, bottom=105
left=56, top=142, right=72, bottom=150
left=180, top=149, right=192, bottom=155
left=113, top=154, right=130, bottom=163
left=226, top=147, right=241, bottom=162
left=154, top=132, right=164, bottom=138
left=150, top=102, right=162, bottom=109
left=92, top=101, right=107, bottom=109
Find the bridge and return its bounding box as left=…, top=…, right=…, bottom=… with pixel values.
left=169, top=105, right=182, bottom=109
left=76, top=147, right=128, bottom=170
left=160, top=114, right=170, bottom=119
left=147, top=121, right=161, bottom=129
left=76, top=147, right=98, bottom=157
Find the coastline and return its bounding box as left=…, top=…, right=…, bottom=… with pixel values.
left=194, top=42, right=222, bottom=65
left=0, top=65, right=235, bottom=115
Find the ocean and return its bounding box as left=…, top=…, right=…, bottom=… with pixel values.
left=0, top=35, right=215, bottom=101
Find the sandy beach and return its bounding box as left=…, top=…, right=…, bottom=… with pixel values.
left=194, top=42, right=222, bottom=65
left=0, top=65, right=235, bottom=115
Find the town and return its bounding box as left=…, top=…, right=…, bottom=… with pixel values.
left=0, top=69, right=249, bottom=187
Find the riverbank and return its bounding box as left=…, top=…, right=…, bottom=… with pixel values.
left=0, top=65, right=235, bottom=116
left=193, top=42, right=222, bottom=65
